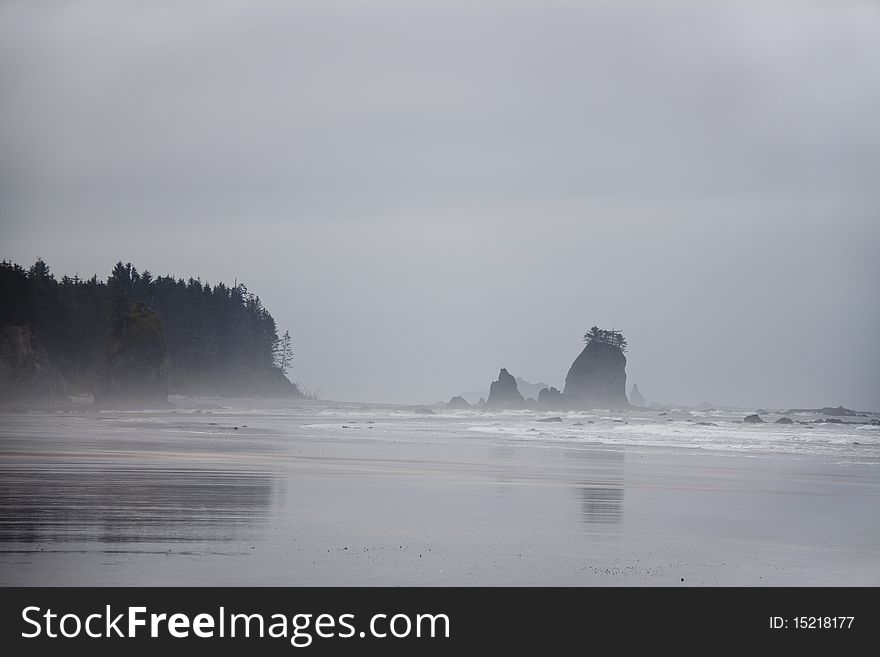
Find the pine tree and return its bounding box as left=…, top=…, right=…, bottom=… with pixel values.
left=274, top=330, right=293, bottom=375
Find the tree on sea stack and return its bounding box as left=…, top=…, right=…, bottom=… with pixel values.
left=583, top=326, right=628, bottom=352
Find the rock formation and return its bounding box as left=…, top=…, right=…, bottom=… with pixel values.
left=563, top=341, right=629, bottom=409
left=629, top=382, right=646, bottom=407
left=786, top=405, right=858, bottom=417
left=743, top=414, right=764, bottom=423
left=515, top=377, right=551, bottom=401
left=95, top=303, right=169, bottom=408
left=447, top=395, right=470, bottom=409
left=0, top=325, right=66, bottom=401
left=775, top=417, right=794, bottom=424
left=537, top=386, right=565, bottom=410
left=485, top=368, right=526, bottom=409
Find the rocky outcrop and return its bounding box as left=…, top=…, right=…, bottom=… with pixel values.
left=515, top=377, right=551, bottom=401
left=95, top=304, right=169, bottom=408
left=0, top=324, right=66, bottom=401
left=743, top=414, right=764, bottom=423
left=537, top=386, right=565, bottom=410
left=485, top=368, right=526, bottom=409
left=563, top=341, right=629, bottom=409
left=786, top=405, right=858, bottom=417
left=775, top=417, right=794, bottom=424
left=447, top=395, right=470, bottom=409
left=629, top=383, right=646, bottom=407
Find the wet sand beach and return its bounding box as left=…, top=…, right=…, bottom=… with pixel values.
left=1, top=401, right=878, bottom=586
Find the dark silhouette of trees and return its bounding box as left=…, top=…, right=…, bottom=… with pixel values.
left=274, top=330, right=293, bottom=375
left=583, top=326, right=628, bottom=352
left=0, top=259, right=298, bottom=396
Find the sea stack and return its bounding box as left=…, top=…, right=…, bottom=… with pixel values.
left=447, top=395, right=470, bottom=409
left=485, top=368, right=526, bottom=409
left=629, top=382, right=646, bottom=407
left=537, top=386, right=565, bottom=410
left=563, top=327, right=630, bottom=409
left=0, top=325, right=66, bottom=401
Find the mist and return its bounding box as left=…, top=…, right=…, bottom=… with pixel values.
left=2, top=0, right=878, bottom=408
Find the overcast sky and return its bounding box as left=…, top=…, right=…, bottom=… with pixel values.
left=2, top=0, right=878, bottom=408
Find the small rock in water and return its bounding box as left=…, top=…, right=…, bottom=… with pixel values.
left=774, top=417, right=794, bottom=424
left=743, top=414, right=764, bottom=423
left=446, top=396, right=470, bottom=410
left=537, top=416, right=563, bottom=423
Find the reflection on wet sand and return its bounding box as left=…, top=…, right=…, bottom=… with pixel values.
left=567, top=449, right=624, bottom=525
left=0, top=467, right=274, bottom=545
left=577, top=487, right=623, bottom=524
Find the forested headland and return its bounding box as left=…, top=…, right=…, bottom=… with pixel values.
left=0, top=259, right=301, bottom=403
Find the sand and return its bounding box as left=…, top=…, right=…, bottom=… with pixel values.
left=0, top=401, right=878, bottom=586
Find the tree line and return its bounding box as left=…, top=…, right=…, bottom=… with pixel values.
left=0, top=259, right=299, bottom=396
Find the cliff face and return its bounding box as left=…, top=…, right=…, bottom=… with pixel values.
left=486, top=368, right=526, bottom=409
left=0, top=324, right=66, bottom=400
left=563, top=341, right=629, bottom=409
left=95, top=304, right=169, bottom=407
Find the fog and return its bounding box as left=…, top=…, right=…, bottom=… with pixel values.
left=1, top=0, right=878, bottom=408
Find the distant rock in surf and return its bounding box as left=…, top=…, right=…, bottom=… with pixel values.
left=774, top=417, right=794, bottom=424
left=414, top=406, right=435, bottom=415
left=629, top=383, right=646, bottom=407
left=457, top=326, right=634, bottom=412
left=743, top=414, right=764, bottom=423
left=515, top=377, right=551, bottom=401
left=537, top=416, right=563, bottom=423
left=485, top=368, right=526, bottom=410
left=786, top=405, right=858, bottom=417
left=446, top=395, right=470, bottom=409
left=537, top=386, right=565, bottom=410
